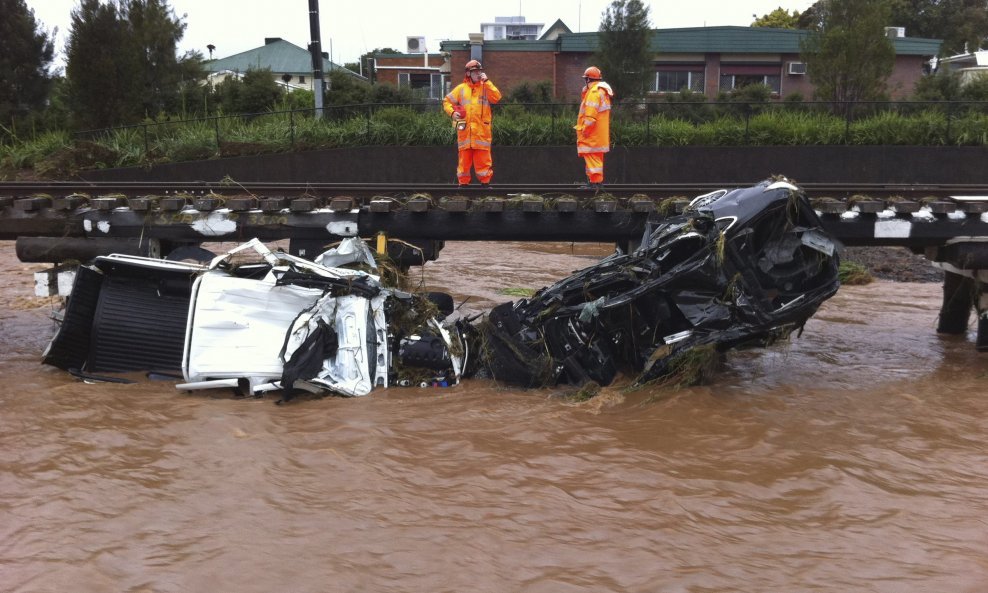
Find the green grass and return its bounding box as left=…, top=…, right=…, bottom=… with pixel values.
left=5, top=104, right=988, bottom=178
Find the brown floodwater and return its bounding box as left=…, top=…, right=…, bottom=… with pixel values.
left=1, top=240, right=986, bottom=593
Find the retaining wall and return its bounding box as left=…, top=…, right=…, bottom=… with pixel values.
left=79, top=146, right=988, bottom=186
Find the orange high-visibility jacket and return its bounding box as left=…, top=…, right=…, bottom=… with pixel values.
left=443, top=78, right=502, bottom=151
left=575, top=81, right=614, bottom=154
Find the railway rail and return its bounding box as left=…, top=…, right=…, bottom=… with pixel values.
left=1, top=180, right=987, bottom=200
left=1, top=182, right=987, bottom=254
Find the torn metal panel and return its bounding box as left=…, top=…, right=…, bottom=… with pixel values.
left=42, top=256, right=205, bottom=373
left=182, top=271, right=328, bottom=387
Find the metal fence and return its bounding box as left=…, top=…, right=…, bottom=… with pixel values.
left=72, top=99, right=988, bottom=155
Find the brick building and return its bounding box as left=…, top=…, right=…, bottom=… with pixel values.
left=369, top=53, right=446, bottom=99
left=374, top=26, right=941, bottom=102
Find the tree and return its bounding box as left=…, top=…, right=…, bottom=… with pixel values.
left=65, top=0, right=202, bottom=129
left=325, top=69, right=371, bottom=106
left=213, top=68, right=284, bottom=114
left=801, top=0, right=896, bottom=103
left=912, top=68, right=963, bottom=100
left=126, top=0, right=201, bottom=117
left=65, top=0, right=139, bottom=129
left=594, top=0, right=652, bottom=101
left=751, top=7, right=802, bottom=28
left=0, top=0, right=55, bottom=133
left=506, top=81, right=554, bottom=104
left=888, top=0, right=988, bottom=55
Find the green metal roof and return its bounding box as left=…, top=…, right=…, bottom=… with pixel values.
left=439, top=39, right=559, bottom=52
left=442, top=26, right=942, bottom=56
left=206, top=39, right=359, bottom=76
left=368, top=52, right=443, bottom=58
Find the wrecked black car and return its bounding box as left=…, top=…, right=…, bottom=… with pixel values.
left=479, top=179, right=841, bottom=388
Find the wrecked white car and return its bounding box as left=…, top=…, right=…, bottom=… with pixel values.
left=43, top=238, right=468, bottom=401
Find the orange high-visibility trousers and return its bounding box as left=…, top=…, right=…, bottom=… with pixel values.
left=457, top=149, right=493, bottom=184
left=582, top=153, right=605, bottom=184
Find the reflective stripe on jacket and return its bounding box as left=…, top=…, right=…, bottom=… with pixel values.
left=442, top=79, right=502, bottom=151
left=575, top=81, right=614, bottom=154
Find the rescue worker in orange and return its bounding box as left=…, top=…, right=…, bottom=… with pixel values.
left=575, top=66, right=614, bottom=190
left=442, top=60, right=502, bottom=187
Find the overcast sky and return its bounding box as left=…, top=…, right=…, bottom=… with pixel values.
left=27, top=0, right=816, bottom=70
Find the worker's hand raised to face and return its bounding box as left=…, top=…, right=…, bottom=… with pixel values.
left=480, top=72, right=488, bottom=82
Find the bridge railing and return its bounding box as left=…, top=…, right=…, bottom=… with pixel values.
left=69, top=100, right=988, bottom=163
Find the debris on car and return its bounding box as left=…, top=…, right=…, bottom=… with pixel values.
left=475, top=179, right=842, bottom=388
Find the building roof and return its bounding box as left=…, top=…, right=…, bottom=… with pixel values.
left=939, top=49, right=988, bottom=67
left=539, top=19, right=573, bottom=41
left=205, top=38, right=364, bottom=78
left=367, top=52, right=444, bottom=59
left=442, top=26, right=942, bottom=56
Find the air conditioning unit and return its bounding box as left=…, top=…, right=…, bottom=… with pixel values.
left=885, top=26, right=905, bottom=38
left=407, top=36, right=427, bottom=53
left=787, top=61, right=807, bottom=75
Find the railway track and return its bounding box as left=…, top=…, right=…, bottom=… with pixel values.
left=1, top=181, right=986, bottom=262
left=3, top=180, right=986, bottom=352
left=1, top=180, right=987, bottom=200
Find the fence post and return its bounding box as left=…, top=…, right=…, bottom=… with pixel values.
left=744, top=102, right=751, bottom=144
left=945, top=102, right=953, bottom=144
left=551, top=102, right=556, bottom=139
left=844, top=102, right=851, bottom=144
left=366, top=104, right=371, bottom=134
left=289, top=109, right=295, bottom=148
left=645, top=101, right=651, bottom=145
left=143, top=124, right=149, bottom=159
left=214, top=116, right=220, bottom=149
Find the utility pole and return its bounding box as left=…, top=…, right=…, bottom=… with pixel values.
left=308, top=0, right=325, bottom=118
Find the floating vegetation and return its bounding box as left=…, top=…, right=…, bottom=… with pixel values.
left=568, top=380, right=601, bottom=402
left=636, top=343, right=721, bottom=399
left=839, top=260, right=874, bottom=285
left=498, top=287, right=537, bottom=297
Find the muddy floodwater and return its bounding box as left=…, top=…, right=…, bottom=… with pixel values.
left=1, top=240, right=986, bottom=593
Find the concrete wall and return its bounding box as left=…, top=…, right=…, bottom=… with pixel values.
left=80, top=145, right=988, bottom=186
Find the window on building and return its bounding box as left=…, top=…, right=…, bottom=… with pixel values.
left=398, top=72, right=444, bottom=99
left=718, top=65, right=782, bottom=94
left=506, top=25, right=539, bottom=40
left=719, top=74, right=781, bottom=94
left=654, top=71, right=705, bottom=93
left=299, top=75, right=306, bottom=84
